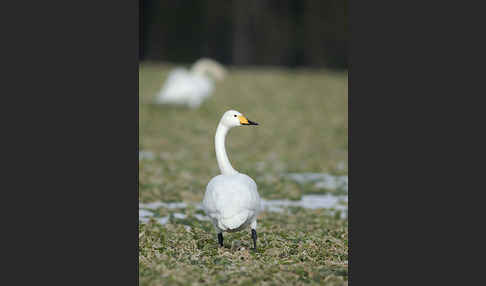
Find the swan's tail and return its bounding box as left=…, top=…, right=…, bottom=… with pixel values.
left=218, top=210, right=249, bottom=231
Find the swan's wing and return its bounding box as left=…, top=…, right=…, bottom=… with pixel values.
left=157, top=69, right=195, bottom=101
left=157, top=69, right=213, bottom=104
left=203, top=174, right=260, bottom=225
left=165, top=68, right=189, bottom=81
left=202, top=175, right=226, bottom=218
left=235, top=175, right=260, bottom=213
left=191, top=75, right=214, bottom=97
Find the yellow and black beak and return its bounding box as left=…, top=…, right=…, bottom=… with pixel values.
left=238, top=115, right=259, bottom=126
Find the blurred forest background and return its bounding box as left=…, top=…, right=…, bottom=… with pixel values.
left=139, top=0, right=348, bottom=69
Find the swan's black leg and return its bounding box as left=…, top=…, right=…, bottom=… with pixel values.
left=251, top=229, right=257, bottom=250
left=218, top=233, right=223, bottom=247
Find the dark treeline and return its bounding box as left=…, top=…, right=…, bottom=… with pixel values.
left=140, top=0, right=348, bottom=69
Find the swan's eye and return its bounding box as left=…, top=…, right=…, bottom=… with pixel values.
left=234, top=115, right=237, bottom=117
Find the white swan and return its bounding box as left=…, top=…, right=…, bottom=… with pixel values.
left=202, top=110, right=261, bottom=249
left=154, top=58, right=227, bottom=109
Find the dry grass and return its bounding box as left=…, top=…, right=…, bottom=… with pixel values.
left=140, top=207, right=347, bottom=286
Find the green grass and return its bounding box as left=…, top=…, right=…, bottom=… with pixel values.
left=139, top=62, right=348, bottom=285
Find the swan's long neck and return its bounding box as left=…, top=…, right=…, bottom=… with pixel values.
left=191, top=60, right=226, bottom=80
left=215, top=123, right=238, bottom=175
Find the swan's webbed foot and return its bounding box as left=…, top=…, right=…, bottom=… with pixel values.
left=251, top=229, right=257, bottom=250
left=218, top=233, right=224, bottom=247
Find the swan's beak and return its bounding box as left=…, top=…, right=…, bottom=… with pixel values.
left=238, top=115, right=259, bottom=126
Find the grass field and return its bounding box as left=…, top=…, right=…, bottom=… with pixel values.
left=139, top=62, right=348, bottom=285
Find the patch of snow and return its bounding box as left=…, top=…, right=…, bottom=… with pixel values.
left=284, top=173, right=348, bottom=191
left=139, top=150, right=155, bottom=161
left=139, top=201, right=188, bottom=210
left=262, top=194, right=347, bottom=215
left=139, top=192, right=348, bottom=225
left=172, top=213, right=187, bottom=219
left=156, top=216, right=169, bottom=225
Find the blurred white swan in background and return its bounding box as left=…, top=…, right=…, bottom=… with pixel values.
left=154, top=58, right=227, bottom=108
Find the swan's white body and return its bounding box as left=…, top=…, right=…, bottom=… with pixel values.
left=202, top=110, right=261, bottom=237
left=203, top=173, right=260, bottom=232
left=155, top=58, right=226, bottom=109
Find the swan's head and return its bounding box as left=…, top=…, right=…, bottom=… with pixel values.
left=220, top=110, right=258, bottom=128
